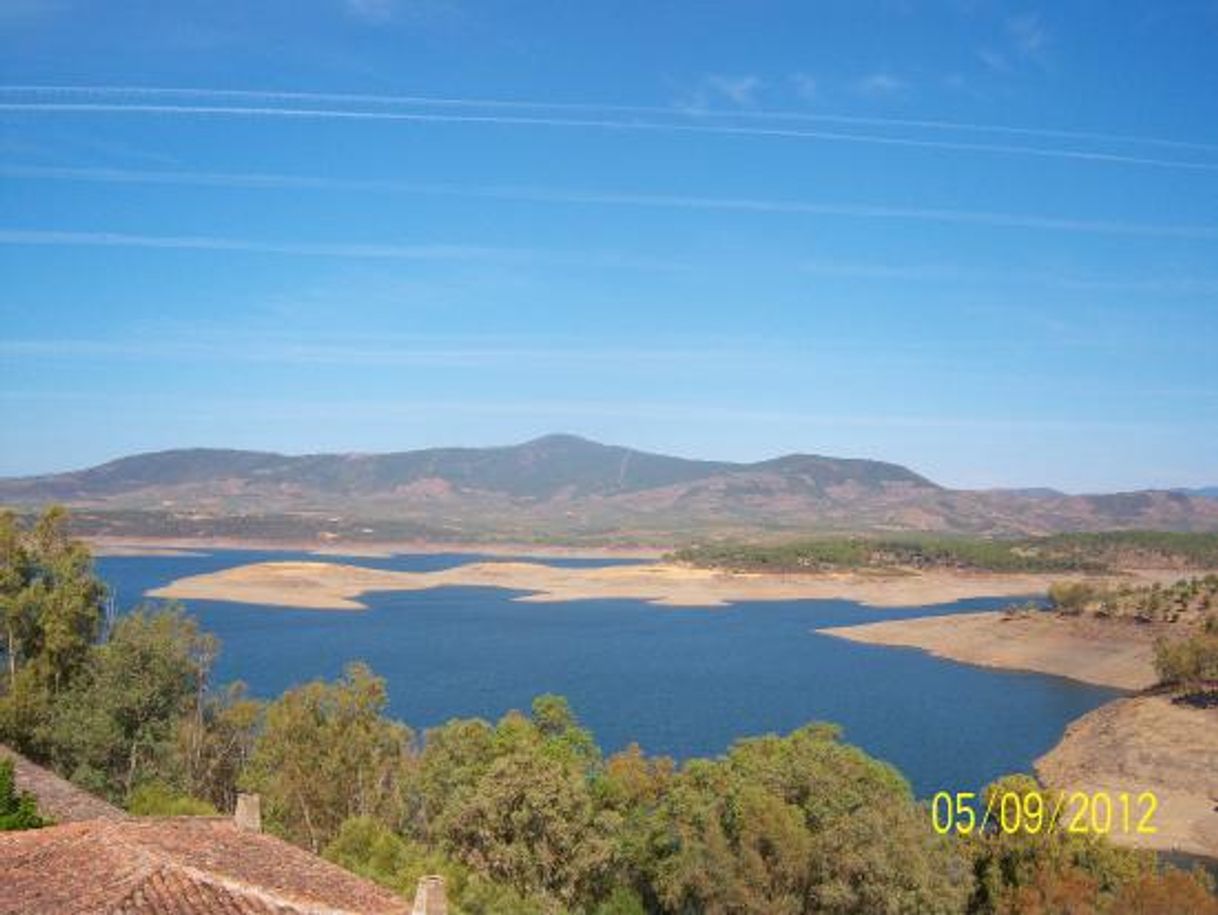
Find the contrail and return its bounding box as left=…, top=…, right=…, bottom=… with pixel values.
left=5, top=83, right=1217, bottom=155
left=2, top=101, right=1216, bottom=173
left=0, top=229, right=521, bottom=260
left=1, top=177, right=1215, bottom=241
left=0, top=227, right=682, bottom=269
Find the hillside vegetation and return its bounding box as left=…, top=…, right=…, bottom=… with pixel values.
left=672, top=531, right=1218, bottom=574
left=1047, top=573, right=1218, bottom=621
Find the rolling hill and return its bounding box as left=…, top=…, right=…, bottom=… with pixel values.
left=2, top=435, right=1216, bottom=545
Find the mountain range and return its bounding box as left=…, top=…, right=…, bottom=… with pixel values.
left=2, top=435, right=1216, bottom=544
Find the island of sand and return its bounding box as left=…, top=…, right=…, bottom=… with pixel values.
left=145, top=559, right=1133, bottom=610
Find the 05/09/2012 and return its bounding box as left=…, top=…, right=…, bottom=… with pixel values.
left=930, top=789, right=1158, bottom=837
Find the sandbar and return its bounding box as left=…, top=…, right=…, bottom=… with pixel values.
left=144, top=560, right=1104, bottom=611
left=1035, top=695, right=1218, bottom=859
left=820, top=610, right=1163, bottom=690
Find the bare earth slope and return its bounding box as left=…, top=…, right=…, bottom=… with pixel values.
left=1035, top=696, right=1218, bottom=858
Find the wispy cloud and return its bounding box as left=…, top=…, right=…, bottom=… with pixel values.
left=789, top=73, right=818, bottom=102
left=854, top=72, right=907, bottom=97
left=976, top=48, right=1010, bottom=73
left=0, top=229, right=520, bottom=261
left=345, top=0, right=396, bottom=22
left=4, top=99, right=1215, bottom=173
left=800, top=258, right=1218, bottom=294
left=5, top=166, right=1217, bottom=240
left=677, top=74, right=765, bottom=110
left=705, top=74, right=763, bottom=107
left=979, top=10, right=1050, bottom=74
left=343, top=0, right=460, bottom=25
left=0, top=229, right=690, bottom=271
left=0, top=337, right=735, bottom=369
left=1007, top=12, right=1048, bottom=57
left=6, top=84, right=1215, bottom=156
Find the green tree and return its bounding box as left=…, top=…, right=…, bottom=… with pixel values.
left=324, top=816, right=543, bottom=915
left=1153, top=620, right=1218, bottom=689
left=241, top=662, right=414, bottom=852
left=1047, top=582, right=1096, bottom=615
left=174, top=680, right=263, bottom=813
left=0, top=756, right=45, bottom=830
left=414, top=716, right=497, bottom=840
left=43, top=605, right=218, bottom=801
left=418, top=698, right=620, bottom=912
left=438, top=747, right=619, bottom=910
left=647, top=724, right=969, bottom=915
left=127, top=781, right=218, bottom=816
left=0, top=507, right=107, bottom=754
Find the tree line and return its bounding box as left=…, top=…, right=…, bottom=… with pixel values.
left=671, top=532, right=1218, bottom=575
left=2, top=508, right=1215, bottom=913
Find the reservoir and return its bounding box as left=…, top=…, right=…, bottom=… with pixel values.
left=97, top=549, right=1120, bottom=798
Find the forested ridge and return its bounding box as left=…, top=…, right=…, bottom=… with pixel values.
left=2, top=508, right=1215, bottom=913
left=672, top=531, right=1218, bottom=574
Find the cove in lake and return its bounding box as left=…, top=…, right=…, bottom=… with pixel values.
left=97, top=550, right=1121, bottom=798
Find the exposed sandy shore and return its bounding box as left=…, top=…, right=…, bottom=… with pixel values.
left=820, top=610, right=1163, bottom=690
left=145, top=559, right=1090, bottom=610
left=89, top=542, right=208, bottom=557
left=1035, top=695, right=1218, bottom=859
left=86, top=536, right=662, bottom=560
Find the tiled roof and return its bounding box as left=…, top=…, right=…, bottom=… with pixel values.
left=0, top=817, right=410, bottom=915
left=1, top=744, right=127, bottom=823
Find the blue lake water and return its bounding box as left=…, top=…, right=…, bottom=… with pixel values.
left=96, top=550, right=1122, bottom=798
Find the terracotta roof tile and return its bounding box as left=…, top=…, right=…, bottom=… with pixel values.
left=0, top=818, right=409, bottom=914
left=1, top=744, right=127, bottom=823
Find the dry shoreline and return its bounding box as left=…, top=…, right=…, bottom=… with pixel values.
left=1035, top=695, right=1218, bottom=859
left=144, top=559, right=1109, bottom=610
left=820, top=610, right=1164, bottom=690
left=87, top=536, right=664, bottom=561
left=823, top=608, right=1218, bottom=859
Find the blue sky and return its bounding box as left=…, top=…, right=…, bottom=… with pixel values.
left=1, top=1, right=1216, bottom=491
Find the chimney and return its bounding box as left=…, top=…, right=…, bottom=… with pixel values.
left=411, top=875, right=447, bottom=915
left=234, top=793, right=261, bottom=832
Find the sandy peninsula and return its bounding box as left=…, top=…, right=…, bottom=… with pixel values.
left=1035, top=695, right=1218, bottom=859
left=145, top=559, right=1089, bottom=610
left=820, top=610, right=1163, bottom=690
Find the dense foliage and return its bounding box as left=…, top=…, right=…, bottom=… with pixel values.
left=0, top=756, right=45, bottom=830
left=2, top=508, right=1216, bottom=913
left=671, top=532, right=1218, bottom=574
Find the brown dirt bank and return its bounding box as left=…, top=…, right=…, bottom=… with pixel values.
left=819, top=610, right=1164, bottom=690
left=87, top=536, right=663, bottom=561
left=1035, top=695, right=1218, bottom=859
left=144, top=561, right=1111, bottom=611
